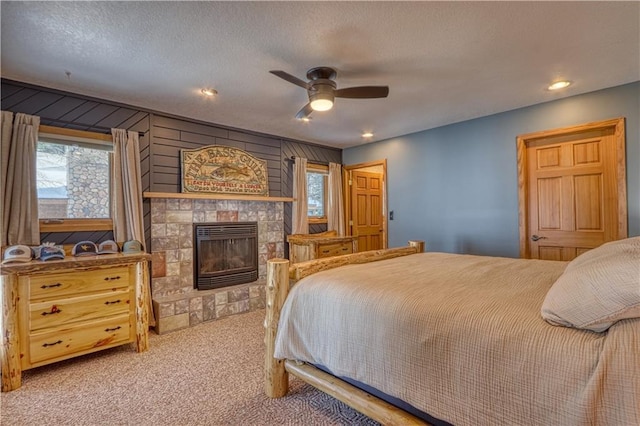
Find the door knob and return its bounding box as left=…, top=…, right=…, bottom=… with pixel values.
left=531, top=235, right=547, bottom=241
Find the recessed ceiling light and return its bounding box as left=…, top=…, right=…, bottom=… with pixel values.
left=362, top=132, right=374, bottom=138
left=548, top=81, right=571, bottom=91
left=298, top=117, right=312, bottom=122
left=201, top=88, right=218, bottom=96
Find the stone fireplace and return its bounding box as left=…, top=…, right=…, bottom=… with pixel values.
left=148, top=196, right=286, bottom=334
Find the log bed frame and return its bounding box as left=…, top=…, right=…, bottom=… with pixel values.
left=264, top=240, right=429, bottom=425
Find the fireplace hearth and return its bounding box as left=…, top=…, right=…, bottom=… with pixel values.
left=194, top=222, right=258, bottom=290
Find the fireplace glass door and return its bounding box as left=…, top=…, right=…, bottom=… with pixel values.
left=194, top=222, right=258, bottom=290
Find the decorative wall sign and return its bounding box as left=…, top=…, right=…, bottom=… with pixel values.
left=181, top=146, right=269, bottom=196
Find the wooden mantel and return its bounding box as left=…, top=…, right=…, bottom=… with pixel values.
left=143, top=192, right=294, bottom=202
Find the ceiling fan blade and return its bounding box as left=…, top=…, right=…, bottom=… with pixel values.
left=269, top=70, right=309, bottom=89
left=334, top=86, right=389, bottom=99
left=295, top=103, right=313, bottom=120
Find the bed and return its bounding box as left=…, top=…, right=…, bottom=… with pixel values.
left=264, top=237, right=640, bottom=425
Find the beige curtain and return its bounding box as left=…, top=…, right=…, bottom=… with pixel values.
left=1, top=111, right=40, bottom=246
left=328, top=162, right=345, bottom=235
left=111, top=128, right=145, bottom=246
left=292, top=157, right=308, bottom=234
left=111, top=128, right=155, bottom=326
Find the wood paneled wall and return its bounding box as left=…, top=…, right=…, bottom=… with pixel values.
left=1, top=79, right=341, bottom=248
left=150, top=115, right=284, bottom=195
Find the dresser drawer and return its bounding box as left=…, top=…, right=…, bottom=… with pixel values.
left=28, top=315, right=132, bottom=365
left=29, top=289, right=132, bottom=332
left=316, top=242, right=353, bottom=258
left=28, top=267, right=130, bottom=301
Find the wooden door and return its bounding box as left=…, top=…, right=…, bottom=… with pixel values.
left=518, top=118, right=627, bottom=260
left=351, top=170, right=384, bottom=251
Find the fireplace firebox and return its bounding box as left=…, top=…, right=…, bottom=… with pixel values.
left=194, top=222, right=258, bottom=290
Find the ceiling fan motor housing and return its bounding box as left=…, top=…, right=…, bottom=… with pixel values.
left=306, top=66, right=337, bottom=81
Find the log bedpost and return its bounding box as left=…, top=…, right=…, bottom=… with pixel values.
left=264, top=258, right=291, bottom=398
left=1, top=274, right=21, bottom=392
left=408, top=240, right=425, bottom=253
left=134, top=260, right=150, bottom=353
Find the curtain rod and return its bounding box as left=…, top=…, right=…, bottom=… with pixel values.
left=40, top=118, right=145, bottom=137
left=285, top=156, right=331, bottom=166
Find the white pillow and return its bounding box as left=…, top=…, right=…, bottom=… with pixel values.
left=541, top=236, right=640, bottom=332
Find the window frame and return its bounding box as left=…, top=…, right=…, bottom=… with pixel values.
left=37, top=125, right=114, bottom=233
left=306, top=163, right=329, bottom=224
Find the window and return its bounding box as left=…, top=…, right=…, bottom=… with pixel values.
left=37, top=126, right=114, bottom=231
left=306, top=164, right=328, bottom=223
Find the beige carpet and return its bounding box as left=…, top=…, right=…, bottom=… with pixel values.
left=1, top=310, right=379, bottom=425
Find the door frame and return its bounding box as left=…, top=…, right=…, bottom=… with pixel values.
left=516, top=117, right=627, bottom=258
left=344, top=159, right=388, bottom=249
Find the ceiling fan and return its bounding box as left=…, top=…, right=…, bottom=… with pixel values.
left=269, top=66, right=389, bottom=119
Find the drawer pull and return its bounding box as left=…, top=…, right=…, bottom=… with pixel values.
left=42, top=340, right=63, bottom=348
left=105, top=326, right=122, bottom=332
left=104, top=299, right=121, bottom=305
left=104, top=276, right=122, bottom=281
left=322, top=250, right=330, bottom=254
left=41, top=305, right=62, bottom=316
left=40, top=283, right=62, bottom=289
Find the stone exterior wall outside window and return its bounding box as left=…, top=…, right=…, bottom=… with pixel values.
left=67, top=146, right=110, bottom=218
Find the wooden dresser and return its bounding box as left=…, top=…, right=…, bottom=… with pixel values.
left=1, top=253, right=151, bottom=392
left=287, top=231, right=358, bottom=264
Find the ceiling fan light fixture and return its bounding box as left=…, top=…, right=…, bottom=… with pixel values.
left=309, top=93, right=334, bottom=111
left=310, top=99, right=333, bottom=111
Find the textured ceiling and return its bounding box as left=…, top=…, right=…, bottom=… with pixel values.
left=1, top=1, right=639, bottom=148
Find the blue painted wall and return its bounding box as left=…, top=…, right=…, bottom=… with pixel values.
left=343, top=82, right=640, bottom=257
